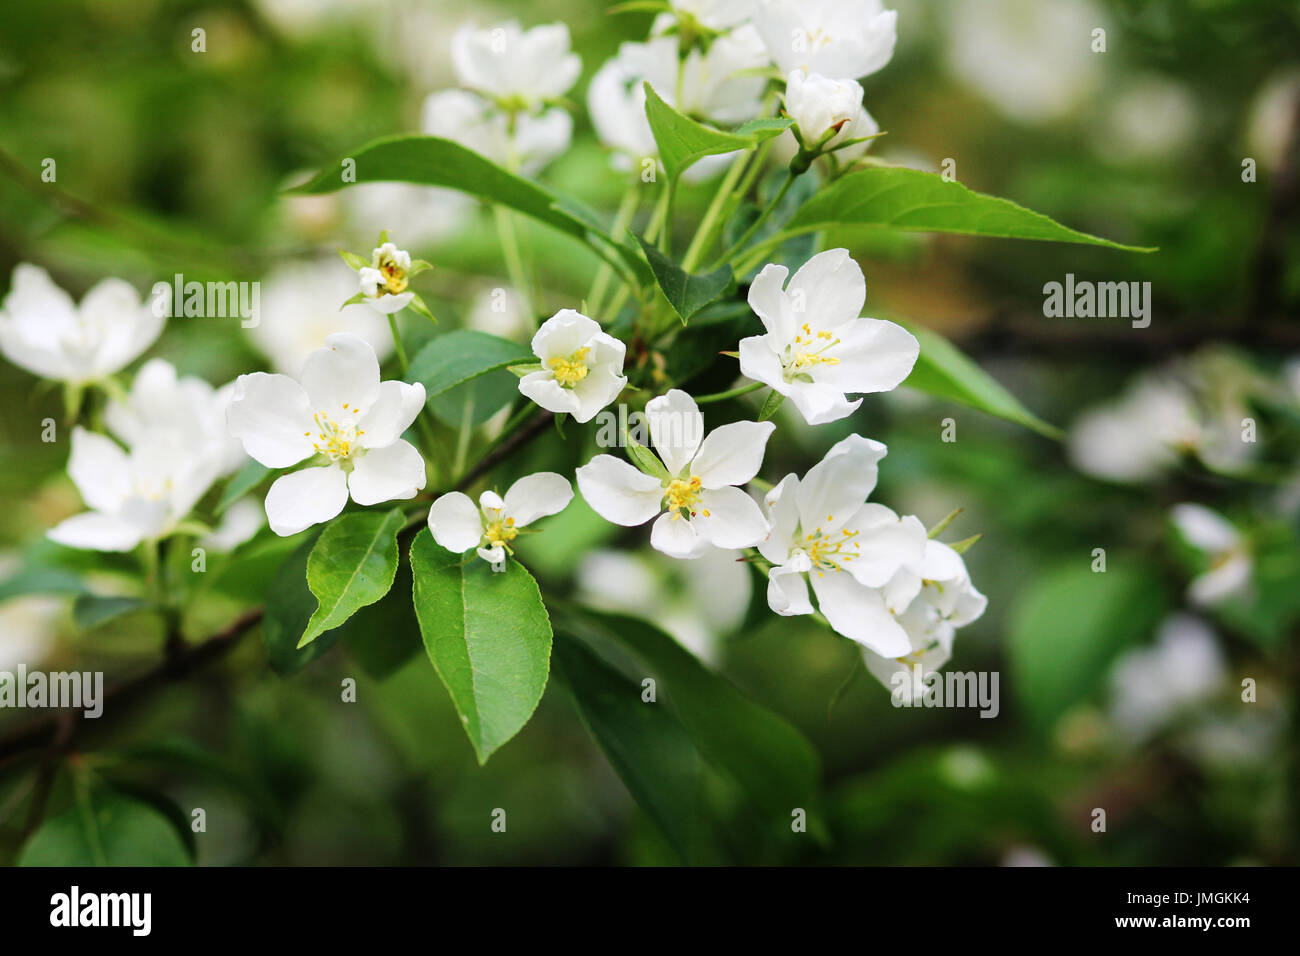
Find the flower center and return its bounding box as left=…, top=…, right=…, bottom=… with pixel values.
left=783, top=324, right=840, bottom=381
left=376, top=254, right=408, bottom=294
left=794, top=520, right=860, bottom=576
left=484, top=516, right=518, bottom=548
left=663, top=475, right=707, bottom=518
left=308, top=404, right=364, bottom=461
left=549, top=347, right=591, bottom=388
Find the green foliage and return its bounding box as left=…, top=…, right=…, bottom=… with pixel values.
left=19, top=785, right=192, bottom=866
left=642, top=83, right=791, bottom=181
left=410, top=531, right=553, bottom=764
left=634, top=235, right=734, bottom=324
left=408, top=329, right=533, bottom=428
left=216, top=460, right=271, bottom=515
left=72, top=594, right=149, bottom=630
left=300, top=509, right=405, bottom=649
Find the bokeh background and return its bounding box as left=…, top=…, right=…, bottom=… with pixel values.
left=1, top=0, right=1298, bottom=865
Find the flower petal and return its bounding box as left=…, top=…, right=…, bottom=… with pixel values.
left=67, top=427, right=131, bottom=513
left=737, top=334, right=787, bottom=394
left=692, top=420, right=775, bottom=489
left=531, top=308, right=600, bottom=360
left=787, top=248, right=865, bottom=328
left=746, top=262, right=793, bottom=342
left=576, top=454, right=664, bottom=526
left=518, top=370, right=581, bottom=416
left=767, top=563, right=814, bottom=616
left=263, top=465, right=349, bottom=536
left=428, top=491, right=485, bottom=553
left=693, top=486, right=769, bottom=549
left=785, top=380, right=862, bottom=426
left=650, top=512, right=709, bottom=559
left=757, top=473, right=800, bottom=565
left=796, top=434, right=888, bottom=535
left=810, top=569, right=911, bottom=657
left=227, top=372, right=315, bottom=468
left=347, top=439, right=426, bottom=506
left=645, top=388, right=704, bottom=476
left=839, top=504, right=927, bottom=588
left=503, top=471, right=573, bottom=527
left=47, top=511, right=146, bottom=552
left=812, top=317, right=918, bottom=394
left=1171, top=503, right=1240, bottom=553
left=357, top=380, right=427, bottom=448
left=299, top=332, right=382, bottom=415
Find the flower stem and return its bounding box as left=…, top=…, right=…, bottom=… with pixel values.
left=681, top=149, right=749, bottom=273
left=387, top=313, right=409, bottom=375
left=587, top=183, right=640, bottom=317
left=716, top=169, right=797, bottom=269
left=693, top=380, right=764, bottom=404
left=494, top=204, right=534, bottom=324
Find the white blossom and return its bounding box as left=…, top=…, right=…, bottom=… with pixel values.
left=518, top=309, right=627, bottom=423
left=421, top=88, right=572, bottom=175
left=783, top=70, right=879, bottom=161
left=451, top=21, right=581, bottom=109
left=753, top=0, right=897, bottom=80
left=1109, top=614, right=1225, bottom=740
left=427, top=473, right=573, bottom=571
left=227, top=333, right=426, bottom=536
left=1170, top=503, right=1252, bottom=607
left=357, top=242, right=415, bottom=314
left=576, top=389, right=773, bottom=559
left=739, top=249, right=918, bottom=425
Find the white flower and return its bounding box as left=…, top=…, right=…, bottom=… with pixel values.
left=739, top=249, right=918, bottom=425
left=421, top=88, right=572, bottom=175
left=577, top=389, right=774, bottom=559
left=340, top=182, right=471, bottom=249
left=357, top=241, right=415, bottom=314
left=105, top=358, right=244, bottom=477
left=200, top=498, right=266, bottom=553
left=0, top=264, right=163, bottom=386
left=227, top=333, right=427, bottom=536
left=518, top=309, right=627, bottom=423
left=250, top=260, right=393, bottom=375
left=427, top=472, right=574, bottom=571
left=1170, top=503, right=1252, bottom=607
left=587, top=26, right=769, bottom=181
left=669, top=0, right=757, bottom=31
left=753, top=0, right=897, bottom=80
left=48, top=428, right=222, bottom=552
left=863, top=540, right=987, bottom=699
left=783, top=70, right=863, bottom=145
left=757, top=434, right=926, bottom=656
left=1109, top=614, right=1225, bottom=740
left=451, top=21, right=581, bottom=109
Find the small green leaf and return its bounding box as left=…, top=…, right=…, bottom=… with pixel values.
left=757, top=389, right=785, bottom=421
left=338, top=249, right=369, bottom=271
left=216, top=460, right=271, bottom=515
left=72, top=594, right=148, bottom=630
left=626, top=438, right=671, bottom=481
left=410, top=531, right=552, bottom=764
left=785, top=166, right=1156, bottom=251
left=18, top=788, right=192, bottom=866
left=947, top=533, right=982, bottom=555
left=408, top=329, right=532, bottom=429
left=0, top=566, right=88, bottom=602
left=300, top=509, right=405, bottom=648
left=339, top=292, right=367, bottom=309
left=406, top=293, right=438, bottom=323
left=901, top=320, right=1061, bottom=438
left=642, top=83, right=791, bottom=181
left=928, top=508, right=963, bottom=539
left=634, top=234, right=733, bottom=324
left=507, top=362, right=544, bottom=378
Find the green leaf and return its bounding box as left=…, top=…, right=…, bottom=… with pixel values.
left=291, top=134, right=644, bottom=278
left=0, top=566, right=88, bottom=602
left=263, top=530, right=338, bottom=675
left=216, top=459, right=271, bottom=515
left=626, top=438, right=671, bottom=481
left=556, top=606, right=824, bottom=839
left=901, top=320, right=1061, bottom=438
left=1008, top=561, right=1169, bottom=731
left=553, top=632, right=702, bottom=861
left=338, top=249, right=369, bottom=271
left=410, top=531, right=552, bottom=764
left=72, top=594, right=149, bottom=630
left=634, top=234, right=734, bottom=324
left=342, top=561, right=422, bottom=679
left=300, top=509, right=405, bottom=648
left=784, top=166, right=1155, bottom=251
left=18, top=788, right=192, bottom=866
left=408, top=329, right=532, bottom=429
left=757, top=389, right=785, bottom=421
left=642, top=83, right=791, bottom=180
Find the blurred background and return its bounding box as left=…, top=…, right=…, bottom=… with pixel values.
left=0, top=0, right=1298, bottom=865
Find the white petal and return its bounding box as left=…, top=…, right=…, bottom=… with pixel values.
left=347, top=439, right=426, bottom=505
left=1171, top=503, right=1240, bottom=553
left=531, top=308, right=600, bottom=359
left=518, top=371, right=581, bottom=416
left=503, top=472, right=573, bottom=527
left=264, top=465, right=349, bottom=536
left=477, top=544, right=507, bottom=571
left=47, top=512, right=145, bottom=552
left=757, top=473, right=800, bottom=565
left=840, top=505, right=927, bottom=587
left=796, top=434, right=888, bottom=535
left=645, top=389, right=705, bottom=477
left=299, top=332, right=381, bottom=415
left=692, top=421, right=775, bottom=489
left=1189, top=553, right=1251, bottom=606
left=787, top=249, right=865, bottom=327
left=810, top=570, right=911, bottom=657
left=67, top=427, right=131, bottom=513
left=366, top=291, right=414, bottom=314
left=226, top=372, right=315, bottom=468
left=357, top=380, right=426, bottom=447
left=813, top=318, right=918, bottom=394
left=785, top=379, right=862, bottom=426
left=767, top=563, right=814, bottom=616
left=428, top=491, right=485, bottom=553
left=746, top=262, right=794, bottom=343
left=693, top=486, right=769, bottom=549
left=650, top=512, right=709, bottom=559
left=576, top=455, right=665, bottom=526
left=737, top=334, right=787, bottom=393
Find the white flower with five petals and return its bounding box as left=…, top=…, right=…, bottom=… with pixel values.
left=739, top=249, right=918, bottom=425
left=518, top=309, right=627, bottom=423
left=753, top=0, right=897, bottom=80
left=757, top=434, right=926, bottom=656
left=357, top=242, right=415, bottom=314
left=451, top=21, right=581, bottom=109
left=427, top=473, right=574, bottom=571
left=227, top=333, right=427, bottom=536
left=421, top=89, right=573, bottom=176
left=576, top=389, right=773, bottom=559
left=0, top=264, right=164, bottom=386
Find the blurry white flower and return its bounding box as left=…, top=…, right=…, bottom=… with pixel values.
left=427, top=472, right=573, bottom=571
left=1104, top=77, right=1197, bottom=164
left=669, top=0, right=757, bottom=31
left=227, top=333, right=426, bottom=536
left=249, top=260, right=394, bottom=375
left=518, top=309, right=627, bottom=423
left=451, top=21, right=581, bottom=109
left=467, top=285, right=530, bottom=341
left=1246, top=69, right=1300, bottom=174
left=200, top=498, right=266, bottom=553
left=754, top=0, right=897, bottom=80
left=783, top=70, right=878, bottom=157
left=587, top=26, right=769, bottom=181
left=577, top=389, right=773, bottom=559
left=48, top=428, right=222, bottom=552
left=106, top=358, right=244, bottom=477
left=0, top=264, right=163, bottom=386
left=739, top=249, right=918, bottom=425
left=0, top=594, right=62, bottom=671
left=757, top=434, right=925, bottom=656
left=1109, top=614, right=1225, bottom=740
left=357, top=242, right=415, bottom=314
left=945, top=0, right=1105, bottom=124
left=340, top=182, right=470, bottom=248
left=863, top=540, right=987, bottom=699
left=421, top=88, right=572, bottom=175
left=1002, top=846, right=1054, bottom=867
left=1170, top=503, right=1252, bottom=607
